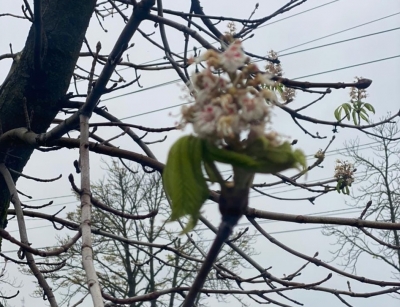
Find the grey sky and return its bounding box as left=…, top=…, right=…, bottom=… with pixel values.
left=1, top=0, right=400, bottom=306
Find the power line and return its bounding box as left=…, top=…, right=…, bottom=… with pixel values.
left=0, top=225, right=339, bottom=257
left=115, top=53, right=400, bottom=120
left=293, top=54, right=400, bottom=80
left=9, top=166, right=390, bottom=232
left=5, top=167, right=394, bottom=249
left=192, top=208, right=362, bottom=233
left=18, top=140, right=382, bottom=205
left=71, top=0, right=341, bottom=93
left=279, top=27, right=400, bottom=58
left=23, top=194, right=74, bottom=203
left=278, top=11, right=400, bottom=53
left=1, top=206, right=360, bottom=254
left=102, top=26, right=400, bottom=105
left=96, top=0, right=343, bottom=71
left=257, top=1, right=341, bottom=29
left=98, top=10, right=400, bottom=103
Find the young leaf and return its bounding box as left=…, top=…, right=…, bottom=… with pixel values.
left=360, top=112, right=369, bottom=122
left=355, top=100, right=362, bottom=109
left=342, top=103, right=352, bottom=120
left=336, top=182, right=341, bottom=193
left=203, top=141, right=260, bottom=170
left=352, top=109, right=358, bottom=126
left=204, top=137, right=306, bottom=175
left=276, top=83, right=284, bottom=94
left=360, top=108, right=369, bottom=117
left=163, top=136, right=209, bottom=232
left=364, top=103, right=375, bottom=113
left=334, top=106, right=342, bottom=121
left=255, top=141, right=307, bottom=173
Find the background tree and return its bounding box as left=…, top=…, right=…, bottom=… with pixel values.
left=36, top=161, right=255, bottom=307
left=324, top=120, right=400, bottom=284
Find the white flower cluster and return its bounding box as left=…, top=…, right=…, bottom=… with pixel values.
left=181, top=40, right=278, bottom=141
left=334, top=159, right=355, bottom=185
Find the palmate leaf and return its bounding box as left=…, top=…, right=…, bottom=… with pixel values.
left=334, top=106, right=342, bottom=121
left=342, top=103, right=352, bottom=120
left=203, top=141, right=260, bottom=169
left=364, top=103, right=375, bottom=113
left=246, top=137, right=307, bottom=173
left=334, top=103, right=354, bottom=121
left=162, top=135, right=209, bottom=233
left=204, top=137, right=306, bottom=175
left=352, top=109, right=358, bottom=126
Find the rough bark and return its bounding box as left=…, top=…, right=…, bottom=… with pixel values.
left=0, top=0, right=97, bottom=240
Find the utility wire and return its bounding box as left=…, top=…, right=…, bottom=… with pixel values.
left=115, top=53, right=400, bottom=120
left=96, top=12, right=400, bottom=103
left=9, top=167, right=391, bottom=230
left=101, top=0, right=383, bottom=70
left=19, top=140, right=382, bottom=204
left=279, top=27, right=400, bottom=58
left=293, top=54, right=400, bottom=80
left=95, top=0, right=343, bottom=70
left=1, top=206, right=361, bottom=254
left=278, top=11, right=400, bottom=53
left=103, top=34, right=400, bottom=104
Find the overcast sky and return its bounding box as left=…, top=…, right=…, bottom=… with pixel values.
left=1, top=0, right=400, bottom=306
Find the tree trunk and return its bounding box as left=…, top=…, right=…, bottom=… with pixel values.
left=0, top=0, right=97, bottom=244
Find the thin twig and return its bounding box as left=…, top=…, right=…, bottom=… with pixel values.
left=0, top=164, right=58, bottom=307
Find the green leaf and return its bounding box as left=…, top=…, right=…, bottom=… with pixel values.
left=204, top=137, right=306, bottom=175
left=251, top=139, right=306, bottom=171
left=342, top=103, right=352, bottom=120
left=345, top=186, right=350, bottom=195
left=336, top=182, right=341, bottom=194
left=360, top=108, right=369, bottom=117
left=352, top=109, right=358, bottom=126
left=334, top=106, right=342, bottom=121
left=204, top=141, right=259, bottom=169
left=276, top=83, right=284, bottom=94
left=342, top=103, right=352, bottom=112
left=364, top=103, right=375, bottom=113
left=360, top=112, right=369, bottom=122
left=163, top=136, right=209, bottom=232
left=355, top=100, right=362, bottom=109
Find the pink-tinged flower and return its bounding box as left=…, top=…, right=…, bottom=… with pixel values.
left=181, top=105, right=196, bottom=123
left=216, top=94, right=236, bottom=115
left=217, top=115, right=240, bottom=138
left=193, top=49, right=219, bottom=64
left=257, top=73, right=276, bottom=87
left=190, top=69, right=228, bottom=105
left=219, top=40, right=247, bottom=73
left=191, top=69, right=215, bottom=91
left=238, top=94, right=269, bottom=122
left=261, top=89, right=278, bottom=104
left=193, top=105, right=222, bottom=137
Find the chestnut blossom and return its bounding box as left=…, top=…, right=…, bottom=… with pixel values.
left=219, top=40, right=248, bottom=73
left=192, top=105, right=223, bottom=137
left=181, top=40, right=282, bottom=143
left=255, top=73, right=276, bottom=87
left=238, top=94, right=269, bottom=122
left=260, top=89, right=278, bottom=104
left=334, top=159, right=355, bottom=185
left=217, top=115, right=240, bottom=138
